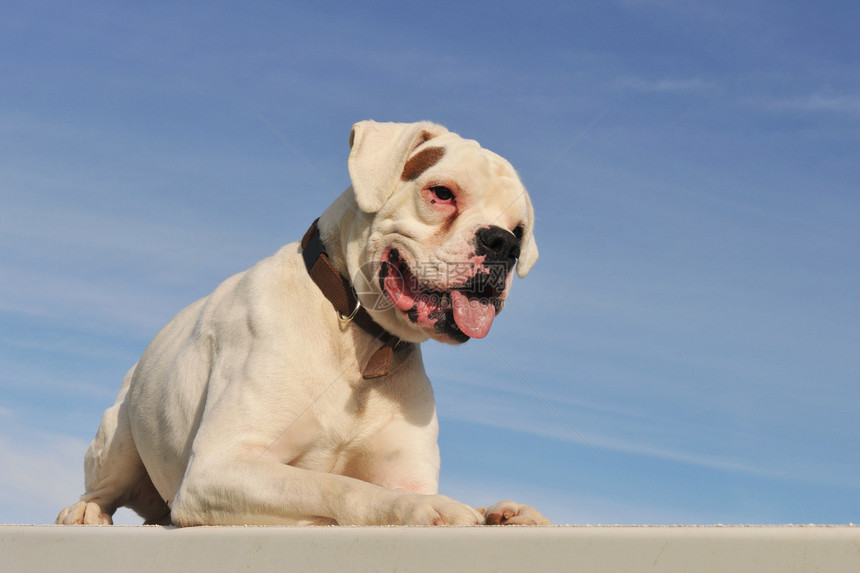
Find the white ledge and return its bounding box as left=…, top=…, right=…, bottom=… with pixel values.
left=2, top=525, right=859, bottom=572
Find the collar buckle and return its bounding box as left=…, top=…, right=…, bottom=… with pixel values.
left=337, top=299, right=362, bottom=322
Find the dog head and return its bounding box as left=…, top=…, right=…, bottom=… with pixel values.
left=345, top=120, right=538, bottom=344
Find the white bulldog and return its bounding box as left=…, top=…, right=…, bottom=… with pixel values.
left=57, top=120, right=548, bottom=526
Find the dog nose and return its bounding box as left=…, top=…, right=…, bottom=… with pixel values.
left=475, top=225, right=521, bottom=261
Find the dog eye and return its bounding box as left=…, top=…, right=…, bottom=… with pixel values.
left=512, top=226, right=524, bottom=240
left=429, top=186, right=454, bottom=202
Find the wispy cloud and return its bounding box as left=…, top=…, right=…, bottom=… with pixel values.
left=0, top=198, right=270, bottom=332
left=615, top=76, right=717, bottom=94
left=433, top=367, right=859, bottom=489
left=0, top=424, right=142, bottom=525
left=763, top=92, right=860, bottom=115
left=0, top=428, right=87, bottom=524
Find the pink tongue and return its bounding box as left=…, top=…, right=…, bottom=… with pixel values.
left=385, top=262, right=416, bottom=311
left=451, top=290, right=495, bottom=339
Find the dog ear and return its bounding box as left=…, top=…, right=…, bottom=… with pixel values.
left=348, top=120, right=449, bottom=213
left=516, top=191, right=539, bottom=278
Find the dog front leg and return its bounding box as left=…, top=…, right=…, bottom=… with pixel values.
left=170, top=458, right=483, bottom=526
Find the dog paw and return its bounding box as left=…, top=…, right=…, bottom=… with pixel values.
left=56, top=501, right=112, bottom=525
left=480, top=500, right=552, bottom=526
left=390, top=494, right=484, bottom=526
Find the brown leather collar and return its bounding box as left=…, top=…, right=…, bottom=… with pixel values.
left=301, top=219, right=407, bottom=379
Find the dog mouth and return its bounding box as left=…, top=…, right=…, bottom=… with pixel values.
left=379, top=248, right=505, bottom=342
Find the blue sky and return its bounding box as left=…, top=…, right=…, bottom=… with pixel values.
left=2, top=0, right=858, bottom=525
